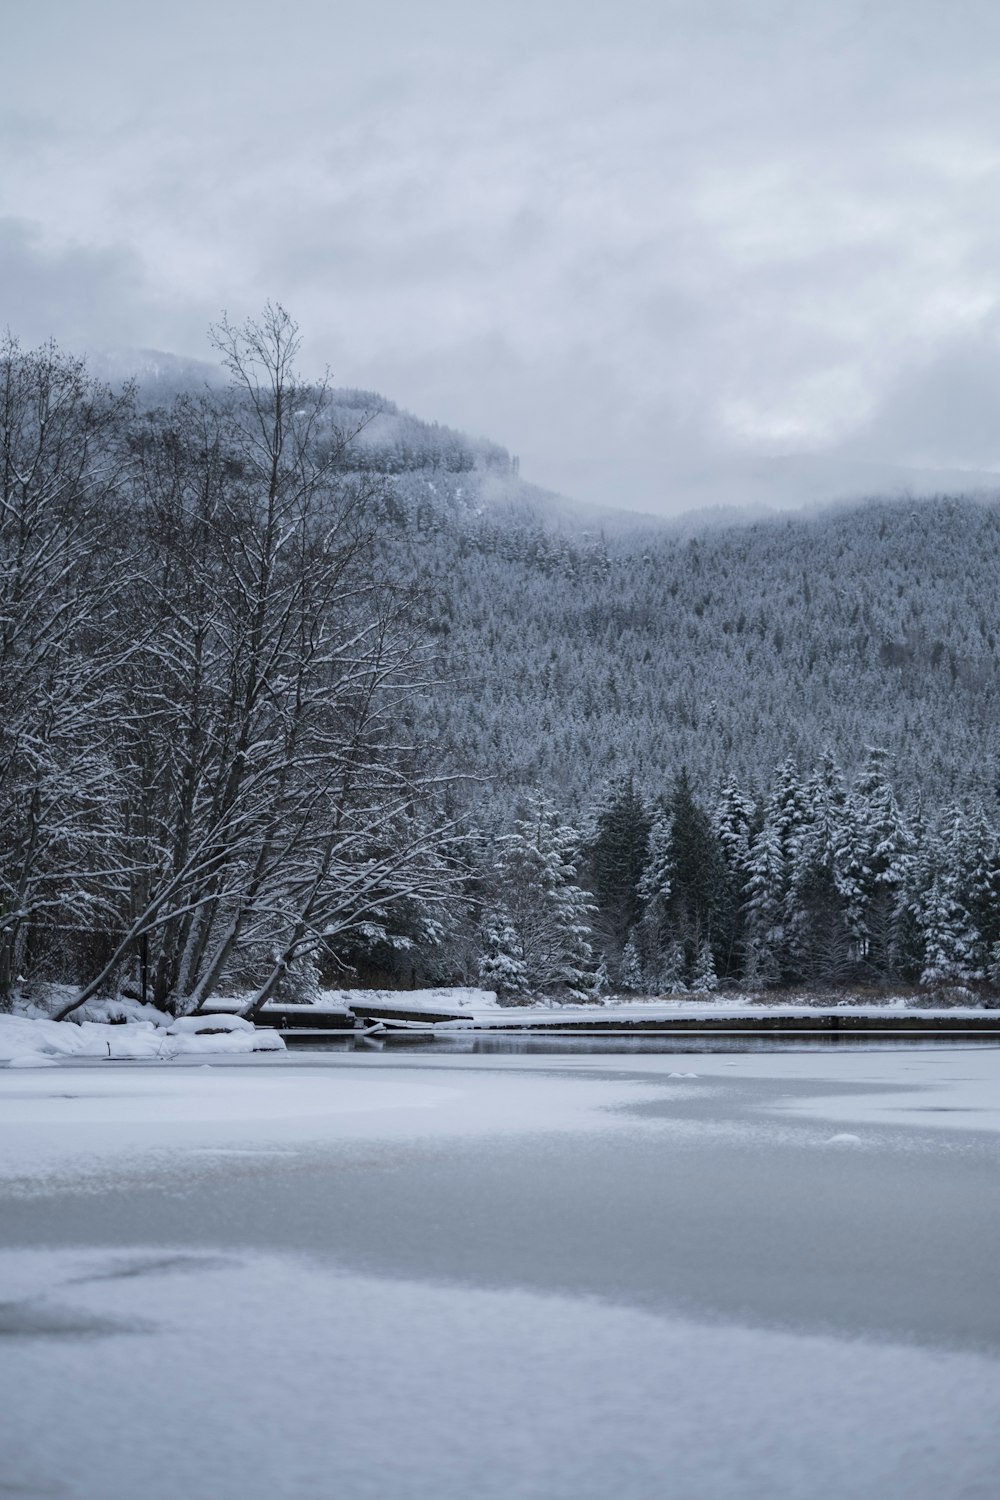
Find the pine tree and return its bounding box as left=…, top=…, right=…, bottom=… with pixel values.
left=745, top=760, right=809, bottom=984
left=953, top=802, right=1000, bottom=972
left=621, top=931, right=645, bottom=992
left=638, top=808, right=672, bottom=906
left=663, top=768, right=726, bottom=982
left=691, top=938, right=718, bottom=993
left=657, top=939, right=688, bottom=994
left=743, top=819, right=784, bottom=988
left=791, top=861, right=855, bottom=988
left=587, top=772, right=652, bottom=968
left=919, top=871, right=980, bottom=988
left=891, top=794, right=931, bottom=981
left=628, top=807, right=676, bottom=991
left=486, top=798, right=598, bottom=1001
left=791, top=753, right=856, bottom=986
left=851, top=746, right=910, bottom=980
left=713, top=777, right=756, bottom=979
left=478, top=910, right=530, bottom=1003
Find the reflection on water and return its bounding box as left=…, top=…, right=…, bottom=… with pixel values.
left=284, top=1032, right=1000, bottom=1055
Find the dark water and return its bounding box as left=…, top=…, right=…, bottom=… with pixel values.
left=286, top=1030, right=1000, bottom=1055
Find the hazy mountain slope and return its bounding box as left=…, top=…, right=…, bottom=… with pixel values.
left=387, top=495, right=1000, bottom=814
left=109, top=354, right=1000, bottom=813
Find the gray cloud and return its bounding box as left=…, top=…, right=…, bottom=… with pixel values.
left=840, top=324, right=1000, bottom=470
left=0, top=218, right=149, bottom=350
left=4, top=1, right=1000, bottom=512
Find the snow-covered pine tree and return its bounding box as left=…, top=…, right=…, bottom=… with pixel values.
left=662, top=768, right=726, bottom=983
left=743, top=818, right=785, bottom=988
left=691, top=938, right=718, bottom=993
left=951, top=802, right=1000, bottom=974
left=787, top=752, right=856, bottom=986
left=587, top=772, right=652, bottom=972
left=713, top=776, right=757, bottom=979
left=851, top=746, right=910, bottom=980
left=657, top=938, right=688, bottom=994
left=918, top=869, right=980, bottom=988
left=485, top=798, right=598, bottom=1001
left=628, top=805, right=676, bottom=991
left=638, top=807, right=672, bottom=907
left=478, top=910, right=530, bottom=1003
left=890, top=793, right=931, bottom=981
left=741, top=759, right=810, bottom=985
left=621, top=930, right=645, bottom=993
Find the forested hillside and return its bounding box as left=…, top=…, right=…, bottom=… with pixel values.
left=4, top=318, right=1000, bottom=1010
left=390, top=496, right=1000, bottom=814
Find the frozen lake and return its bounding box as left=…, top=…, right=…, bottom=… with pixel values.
left=2, top=1045, right=999, bottom=1499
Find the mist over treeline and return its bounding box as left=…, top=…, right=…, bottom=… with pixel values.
left=3, top=312, right=1000, bottom=1014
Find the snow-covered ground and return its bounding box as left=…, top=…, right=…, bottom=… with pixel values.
left=2, top=1045, right=999, bottom=1499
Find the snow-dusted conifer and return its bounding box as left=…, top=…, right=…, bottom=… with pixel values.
left=952, top=802, right=1000, bottom=972
left=621, top=932, right=645, bottom=993
left=919, top=870, right=980, bottom=987
left=743, top=819, right=784, bottom=987
left=478, top=911, right=529, bottom=1002
left=851, top=747, right=909, bottom=977
left=587, top=772, right=651, bottom=966
left=691, top=939, right=718, bottom=993
left=657, top=939, right=688, bottom=994
left=713, top=776, right=756, bottom=978
left=488, top=798, right=598, bottom=1000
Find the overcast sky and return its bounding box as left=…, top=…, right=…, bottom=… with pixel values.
left=5, top=0, right=1000, bottom=514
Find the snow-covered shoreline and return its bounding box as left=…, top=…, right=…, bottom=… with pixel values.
left=5, top=984, right=999, bottom=1069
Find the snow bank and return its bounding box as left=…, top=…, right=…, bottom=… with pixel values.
left=0, top=1014, right=284, bottom=1066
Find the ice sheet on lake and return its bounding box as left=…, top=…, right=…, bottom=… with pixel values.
left=2, top=1245, right=998, bottom=1500
left=3, top=1047, right=1000, bottom=1190
left=2, top=1047, right=1000, bottom=1496
left=0, top=1062, right=673, bottom=1186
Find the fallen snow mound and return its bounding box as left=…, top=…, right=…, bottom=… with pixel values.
left=0, top=1014, right=284, bottom=1066
left=166, top=1014, right=256, bottom=1034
